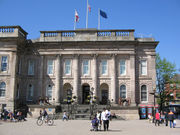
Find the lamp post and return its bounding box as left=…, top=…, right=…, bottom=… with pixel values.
left=89, top=87, right=94, bottom=119
left=67, top=88, right=72, bottom=119
left=150, top=88, right=156, bottom=123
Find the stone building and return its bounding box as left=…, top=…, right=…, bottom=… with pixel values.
left=0, top=26, right=158, bottom=111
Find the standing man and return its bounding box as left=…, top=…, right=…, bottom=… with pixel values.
left=101, top=108, right=108, bottom=131
left=168, top=110, right=175, bottom=128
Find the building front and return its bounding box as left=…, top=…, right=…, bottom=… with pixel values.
left=0, top=26, right=158, bottom=111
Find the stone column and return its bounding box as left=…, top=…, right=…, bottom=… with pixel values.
left=38, top=56, right=44, bottom=98
left=130, top=54, right=136, bottom=106
left=92, top=54, right=98, bottom=97
left=55, top=55, right=60, bottom=104
left=73, top=55, right=79, bottom=100
left=111, top=54, right=116, bottom=104
left=8, top=52, right=17, bottom=110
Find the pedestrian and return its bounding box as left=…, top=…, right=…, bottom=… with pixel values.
left=62, top=111, right=68, bottom=121
left=168, top=110, right=175, bottom=128
left=164, top=111, right=168, bottom=126
left=155, top=110, right=160, bottom=126
left=101, top=108, right=110, bottom=131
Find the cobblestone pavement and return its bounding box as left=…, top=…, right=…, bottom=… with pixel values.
left=0, top=119, right=180, bottom=135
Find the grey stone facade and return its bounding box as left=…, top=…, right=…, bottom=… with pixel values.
left=0, top=26, right=158, bottom=111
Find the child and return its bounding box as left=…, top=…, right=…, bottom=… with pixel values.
left=62, top=111, right=68, bottom=121
left=91, top=116, right=99, bottom=131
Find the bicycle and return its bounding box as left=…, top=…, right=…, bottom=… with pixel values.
left=36, top=115, right=54, bottom=126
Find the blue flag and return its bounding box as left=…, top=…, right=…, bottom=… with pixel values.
left=100, top=10, right=107, bottom=18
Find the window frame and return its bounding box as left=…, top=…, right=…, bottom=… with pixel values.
left=82, top=59, right=89, bottom=75
left=101, top=60, right=108, bottom=75
left=120, top=59, right=126, bottom=75
left=120, top=85, right=126, bottom=99
left=64, top=59, right=71, bottom=75
left=28, top=60, right=35, bottom=75
left=47, top=59, right=54, bottom=75
left=141, top=60, right=147, bottom=75
left=141, top=85, right=148, bottom=102
left=0, top=82, right=6, bottom=97
left=1, top=56, right=8, bottom=72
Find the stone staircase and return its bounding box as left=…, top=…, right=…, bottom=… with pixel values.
left=59, top=104, right=128, bottom=120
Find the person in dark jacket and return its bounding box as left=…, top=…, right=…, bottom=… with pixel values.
left=164, top=111, right=168, bottom=126
left=168, top=110, right=175, bottom=128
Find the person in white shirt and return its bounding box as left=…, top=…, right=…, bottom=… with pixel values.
left=101, top=108, right=110, bottom=131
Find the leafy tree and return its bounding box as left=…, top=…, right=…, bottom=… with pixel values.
left=156, top=53, right=176, bottom=111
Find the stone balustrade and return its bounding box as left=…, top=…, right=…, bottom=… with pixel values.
left=0, top=26, right=27, bottom=38
left=40, top=29, right=135, bottom=42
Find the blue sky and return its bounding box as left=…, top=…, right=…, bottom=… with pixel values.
left=0, top=0, right=180, bottom=71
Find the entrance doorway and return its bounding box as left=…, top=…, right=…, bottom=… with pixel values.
left=82, top=84, right=90, bottom=104
left=100, top=83, right=109, bottom=105
left=101, top=90, right=108, bottom=104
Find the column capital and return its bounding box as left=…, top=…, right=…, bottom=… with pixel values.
left=110, top=53, right=117, bottom=58
left=91, top=54, right=98, bottom=58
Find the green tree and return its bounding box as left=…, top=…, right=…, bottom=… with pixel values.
left=156, top=53, right=176, bottom=111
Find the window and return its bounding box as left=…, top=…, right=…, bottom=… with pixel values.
left=27, top=84, right=33, bottom=101
left=141, top=85, right=147, bottom=101
left=47, top=60, right=54, bottom=75
left=101, top=60, right=107, bottom=75
left=141, top=60, right=147, bottom=75
left=46, top=85, right=52, bottom=100
left=0, top=82, right=6, bottom=97
left=83, top=60, right=89, bottom=75
left=120, top=85, right=126, bottom=98
left=65, top=60, right=71, bottom=75
left=120, top=60, right=126, bottom=75
left=28, top=60, right=34, bottom=75
left=1, top=56, right=8, bottom=71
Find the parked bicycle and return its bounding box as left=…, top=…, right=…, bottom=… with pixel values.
left=36, top=115, right=54, bottom=126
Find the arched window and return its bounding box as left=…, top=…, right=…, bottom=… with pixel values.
left=0, top=82, right=6, bottom=97
left=27, top=84, right=33, bottom=101
left=120, top=85, right=126, bottom=99
left=141, top=85, right=147, bottom=101
left=46, top=85, right=52, bottom=100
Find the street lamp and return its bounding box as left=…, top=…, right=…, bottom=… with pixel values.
left=67, top=88, right=72, bottom=119
left=150, top=88, right=156, bottom=122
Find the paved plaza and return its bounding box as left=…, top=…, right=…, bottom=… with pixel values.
left=0, top=119, right=180, bottom=135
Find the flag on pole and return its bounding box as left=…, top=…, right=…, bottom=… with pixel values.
left=100, top=9, right=107, bottom=18
left=88, top=4, right=91, bottom=12
left=75, top=10, right=79, bottom=22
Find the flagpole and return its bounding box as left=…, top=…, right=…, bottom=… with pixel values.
left=74, top=9, right=76, bottom=30
left=86, top=0, right=88, bottom=29
left=98, top=8, right=100, bottom=30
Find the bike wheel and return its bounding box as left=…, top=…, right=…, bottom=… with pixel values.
left=37, top=119, right=43, bottom=126
left=47, top=119, right=54, bottom=126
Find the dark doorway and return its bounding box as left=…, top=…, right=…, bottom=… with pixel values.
left=82, top=84, right=90, bottom=104
left=101, top=90, right=108, bottom=105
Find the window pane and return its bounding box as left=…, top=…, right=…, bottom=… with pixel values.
left=120, top=60, right=126, bottom=75
left=102, top=60, right=107, bottom=75
left=47, top=60, right=53, bottom=75
left=28, top=60, right=34, bottom=75
left=0, top=82, right=6, bottom=97
left=83, top=60, right=89, bottom=75
left=65, top=60, right=71, bottom=75
left=120, top=85, right=126, bottom=98
left=141, top=85, right=147, bottom=101
left=141, top=60, right=147, bottom=75
left=1, top=56, right=8, bottom=71
left=46, top=85, right=52, bottom=100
